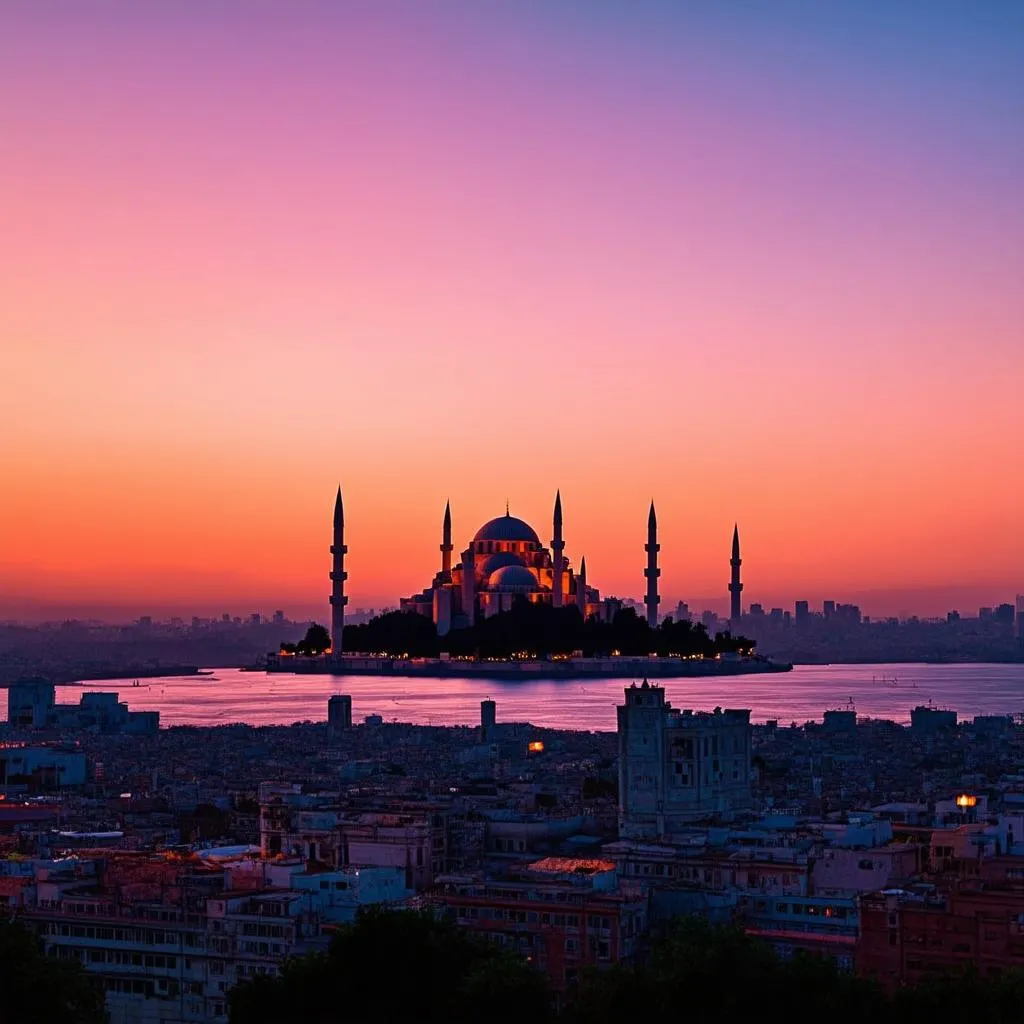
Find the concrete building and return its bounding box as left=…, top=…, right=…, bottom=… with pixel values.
left=258, top=785, right=473, bottom=889
left=858, top=881, right=1024, bottom=990
left=910, top=705, right=958, bottom=734
left=0, top=745, right=86, bottom=789
left=436, top=857, right=647, bottom=990
left=7, top=680, right=56, bottom=728
left=23, top=849, right=410, bottom=1024
left=6, top=684, right=158, bottom=736
left=327, top=695, right=352, bottom=738
left=617, top=682, right=752, bottom=838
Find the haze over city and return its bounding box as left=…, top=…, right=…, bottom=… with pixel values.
left=3, top=2, right=1021, bottom=622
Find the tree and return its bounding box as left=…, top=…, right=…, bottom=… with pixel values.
left=295, top=623, right=332, bottom=655
left=228, top=908, right=551, bottom=1024
left=0, top=919, right=107, bottom=1023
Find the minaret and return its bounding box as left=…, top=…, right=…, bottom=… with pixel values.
left=440, top=500, right=453, bottom=576
left=576, top=556, right=587, bottom=616
left=551, top=490, right=565, bottom=608
left=329, top=486, right=348, bottom=657
left=729, top=523, right=743, bottom=624
left=461, top=545, right=476, bottom=627
left=644, top=501, right=660, bottom=628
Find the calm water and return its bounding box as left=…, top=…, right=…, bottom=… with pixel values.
left=52, top=663, right=1024, bottom=731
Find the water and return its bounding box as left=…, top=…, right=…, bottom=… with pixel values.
left=52, top=663, right=1024, bottom=731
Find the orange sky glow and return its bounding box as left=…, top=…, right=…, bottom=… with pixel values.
left=1, top=4, right=1022, bottom=622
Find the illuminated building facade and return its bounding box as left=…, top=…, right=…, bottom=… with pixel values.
left=398, top=492, right=609, bottom=635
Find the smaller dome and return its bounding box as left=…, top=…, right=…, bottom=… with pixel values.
left=488, top=565, right=539, bottom=591
left=478, top=552, right=526, bottom=576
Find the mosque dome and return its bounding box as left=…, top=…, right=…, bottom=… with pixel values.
left=478, top=551, right=527, bottom=577
left=473, top=513, right=540, bottom=545
left=488, top=565, right=540, bottom=591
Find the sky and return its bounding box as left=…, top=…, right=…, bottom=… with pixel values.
left=2, top=1, right=1022, bottom=622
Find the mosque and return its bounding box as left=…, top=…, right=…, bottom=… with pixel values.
left=398, top=493, right=613, bottom=635
left=330, top=489, right=667, bottom=645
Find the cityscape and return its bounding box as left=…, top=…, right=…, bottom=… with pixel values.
left=2, top=2, right=1023, bottom=1023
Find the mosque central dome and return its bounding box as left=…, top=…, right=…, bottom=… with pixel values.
left=473, top=513, right=541, bottom=545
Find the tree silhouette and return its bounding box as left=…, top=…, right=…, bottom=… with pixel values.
left=0, top=919, right=107, bottom=1023
left=228, top=908, right=550, bottom=1024
left=295, top=623, right=332, bottom=655
left=335, top=601, right=755, bottom=660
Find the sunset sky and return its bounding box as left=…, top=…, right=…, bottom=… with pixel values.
left=2, top=2, right=1022, bottom=622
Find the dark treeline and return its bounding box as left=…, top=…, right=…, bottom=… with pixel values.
left=338, top=601, right=754, bottom=659
left=228, top=910, right=1024, bottom=1024
left=0, top=919, right=107, bottom=1023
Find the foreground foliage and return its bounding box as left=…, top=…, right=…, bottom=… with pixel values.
left=0, top=920, right=107, bottom=1024
left=229, top=912, right=1024, bottom=1024
left=339, top=601, right=754, bottom=659
left=227, top=909, right=551, bottom=1024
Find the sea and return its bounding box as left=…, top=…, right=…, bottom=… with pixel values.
left=53, top=663, right=1024, bottom=732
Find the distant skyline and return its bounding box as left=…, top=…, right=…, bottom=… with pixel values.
left=2, top=3, right=1022, bottom=620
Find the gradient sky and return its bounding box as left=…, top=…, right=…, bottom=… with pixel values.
left=2, top=1, right=1022, bottom=622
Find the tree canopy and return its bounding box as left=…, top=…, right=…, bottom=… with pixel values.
left=0, top=919, right=107, bottom=1024
left=340, top=601, right=754, bottom=660
left=281, top=622, right=333, bottom=656
left=229, top=913, right=1024, bottom=1024
left=228, top=908, right=551, bottom=1024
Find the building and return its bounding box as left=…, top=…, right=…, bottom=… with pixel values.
left=22, top=850, right=410, bottom=1024
left=398, top=493, right=608, bottom=635
left=910, top=705, right=957, bottom=734
left=325, top=486, right=677, bottom=644
left=436, top=857, right=647, bottom=990
left=617, top=682, right=752, bottom=838
left=7, top=679, right=56, bottom=728
left=327, top=695, right=352, bottom=738
left=258, top=785, right=473, bottom=889
left=0, top=745, right=86, bottom=789
left=858, top=881, right=1024, bottom=990
left=6, top=684, right=158, bottom=736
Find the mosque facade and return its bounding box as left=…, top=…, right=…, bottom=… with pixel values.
left=329, top=486, right=743, bottom=653
left=398, top=492, right=617, bottom=636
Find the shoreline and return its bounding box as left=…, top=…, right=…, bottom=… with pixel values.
left=0, top=666, right=203, bottom=688
left=266, top=654, right=792, bottom=679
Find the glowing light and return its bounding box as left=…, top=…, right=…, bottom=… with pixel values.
left=528, top=741, right=545, bottom=753
left=955, top=794, right=977, bottom=808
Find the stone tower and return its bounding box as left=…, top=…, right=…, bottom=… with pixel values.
left=551, top=490, right=565, bottom=608
left=576, top=555, right=587, bottom=616
left=729, top=523, right=743, bottom=623
left=644, top=501, right=660, bottom=628
left=329, top=486, right=348, bottom=657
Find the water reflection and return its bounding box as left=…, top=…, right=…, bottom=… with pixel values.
left=51, top=663, right=1024, bottom=731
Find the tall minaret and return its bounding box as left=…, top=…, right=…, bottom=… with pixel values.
left=576, top=556, right=587, bottom=616
left=551, top=490, right=565, bottom=608
left=440, top=500, right=453, bottom=576
left=461, top=544, right=476, bottom=626
left=729, top=523, right=743, bottom=624
left=644, top=501, right=660, bottom=628
left=330, top=486, right=348, bottom=657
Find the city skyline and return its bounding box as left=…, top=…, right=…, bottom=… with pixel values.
left=2, top=3, right=1022, bottom=621
left=2, top=481, right=1020, bottom=625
